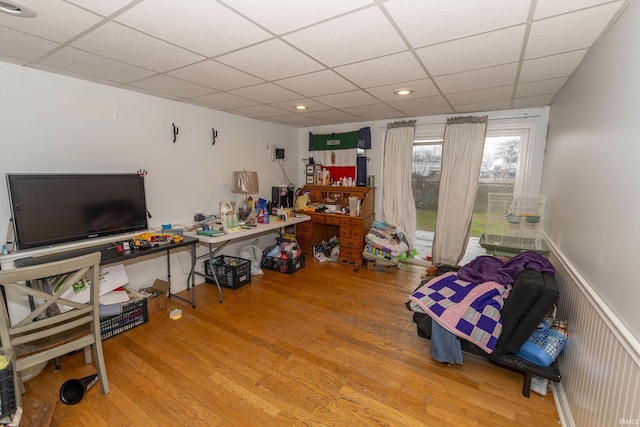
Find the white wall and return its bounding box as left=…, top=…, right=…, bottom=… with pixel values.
left=0, top=62, right=299, bottom=291
left=542, top=2, right=640, bottom=339
left=299, top=107, right=550, bottom=222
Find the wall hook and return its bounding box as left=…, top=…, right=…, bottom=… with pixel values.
left=212, top=128, right=218, bottom=146
left=173, top=123, right=179, bottom=143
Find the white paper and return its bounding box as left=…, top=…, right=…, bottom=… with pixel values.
left=99, top=290, right=130, bottom=305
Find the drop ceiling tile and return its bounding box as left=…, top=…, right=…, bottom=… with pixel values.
left=334, top=51, right=427, bottom=88
left=131, top=75, right=215, bottom=98
left=519, top=50, right=587, bottom=82
left=65, top=0, right=136, bottom=17
left=284, top=7, right=407, bottom=67
left=312, top=90, right=379, bottom=109
left=513, top=94, right=555, bottom=108
left=525, top=2, right=622, bottom=59
left=124, top=85, right=181, bottom=100
left=356, top=111, right=408, bottom=121
left=269, top=114, right=326, bottom=127
left=219, top=0, right=374, bottom=34
left=71, top=22, right=204, bottom=72
left=388, top=95, right=450, bottom=113
left=307, top=109, right=362, bottom=124
left=534, top=0, right=621, bottom=19
left=454, top=100, right=512, bottom=113
left=31, top=64, right=123, bottom=87
left=169, top=60, right=264, bottom=91
left=447, top=85, right=514, bottom=106
left=401, top=105, right=454, bottom=117
left=234, top=105, right=291, bottom=118
left=0, top=1, right=101, bottom=43
left=385, top=0, right=530, bottom=47
left=115, top=0, right=271, bottom=57
left=269, top=99, right=331, bottom=113
left=0, top=55, right=28, bottom=66
left=516, top=77, right=567, bottom=98
left=39, top=47, right=156, bottom=83
left=0, top=26, right=59, bottom=62
left=365, top=78, right=439, bottom=102
left=434, top=63, right=518, bottom=94
left=191, top=92, right=260, bottom=110
left=275, top=70, right=357, bottom=97
left=229, top=83, right=301, bottom=103
left=216, top=39, right=324, bottom=81
left=341, top=103, right=399, bottom=116
left=416, top=26, right=525, bottom=76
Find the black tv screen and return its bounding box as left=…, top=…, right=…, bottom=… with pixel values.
left=7, top=173, right=148, bottom=250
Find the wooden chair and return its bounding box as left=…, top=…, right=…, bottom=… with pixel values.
left=0, top=251, right=109, bottom=408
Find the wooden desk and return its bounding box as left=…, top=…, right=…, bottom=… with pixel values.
left=295, top=185, right=375, bottom=266
left=185, top=215, right=311, bottom=301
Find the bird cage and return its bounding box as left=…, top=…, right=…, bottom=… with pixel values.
left=480, top=193, right=549, bottom=256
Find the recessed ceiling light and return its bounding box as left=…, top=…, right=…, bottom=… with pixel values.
left=394, top=89, right=414, bottom=96
left=0, top=0, right=37, bottom=17
left=295, top=105, right=308, bottom=110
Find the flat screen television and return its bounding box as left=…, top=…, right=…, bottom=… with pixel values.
left=6, top=173, right=148, bottom=250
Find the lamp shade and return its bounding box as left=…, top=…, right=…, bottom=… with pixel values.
left=232, top=171, right=259, bottom=194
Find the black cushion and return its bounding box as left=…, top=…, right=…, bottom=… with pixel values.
left=493, top=268, right=545, bottom=355
left=498, top=271, right=559, bottom=355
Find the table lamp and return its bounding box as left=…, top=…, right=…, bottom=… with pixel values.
left=232, top=170, right=259, bottom=221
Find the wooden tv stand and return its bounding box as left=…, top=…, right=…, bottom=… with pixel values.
left=295, top=185, right=375, bottom=266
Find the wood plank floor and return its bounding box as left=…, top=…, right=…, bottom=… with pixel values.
left=21, top=259, right=560, bottom=426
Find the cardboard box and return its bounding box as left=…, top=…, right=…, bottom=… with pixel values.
left=146, top=279, right=170, bottom=315
left=53, top=264, right=129, bottom=312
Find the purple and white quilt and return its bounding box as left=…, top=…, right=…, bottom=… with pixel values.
left=406, top=272, right=509, bottom=353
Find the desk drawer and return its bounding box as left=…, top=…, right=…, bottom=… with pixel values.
left=341, top=237, right=362, bottom=249
left=312, top=215, right=326, bottom=224
left=325, top=215, right=341, bottom=225
left=296, top=221, right=313, bottom=233
left=340, top=227, right=362, bottom=240
left=340, top=247, right=362, bottom=263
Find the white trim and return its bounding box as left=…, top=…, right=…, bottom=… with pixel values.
left=544, top=232, right=640, bottom=365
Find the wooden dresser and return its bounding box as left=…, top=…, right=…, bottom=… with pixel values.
left=295, top=185, right=375, bottom=265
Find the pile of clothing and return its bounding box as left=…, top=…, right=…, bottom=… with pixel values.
left=362, top=221, right=409, bottom=266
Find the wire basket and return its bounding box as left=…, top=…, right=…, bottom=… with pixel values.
left=516, top=321, right=567, bottom=367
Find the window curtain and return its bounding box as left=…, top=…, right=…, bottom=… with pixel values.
left=382, top=120, right=417, bottom=252
left=433, top=116, right=488, bottom=266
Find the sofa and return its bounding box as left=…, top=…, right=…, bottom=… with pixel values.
left=407, top=255, right=562, bottom=397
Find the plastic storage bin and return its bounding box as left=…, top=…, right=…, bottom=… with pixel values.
left=204, top=256, right=251, bottom=289
left=100, top=297, right=148, bottom=341
left=0, top=363, right=16, bottom=418
left=261, top=251, right=305, bottom=274
left=516, top=322, right=567, bottom=367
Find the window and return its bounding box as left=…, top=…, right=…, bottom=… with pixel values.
left=411, top=126, right=531, bottom=260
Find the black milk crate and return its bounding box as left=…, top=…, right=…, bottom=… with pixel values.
left=100, top=297, right=148, bottom=341
left=0, top=364, right=16, bottom=418
left=204, top=256, right=251, bottom=289
left=261, top=251, right=305, bottom=274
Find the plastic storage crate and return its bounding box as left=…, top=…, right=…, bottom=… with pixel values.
left=100, top=297, right=148, bottom=341
left=204, top=256, right=251, bottom=289
left=261, top=251, right=305, bottom=274
left=0, top=364, right=16, bottom=418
